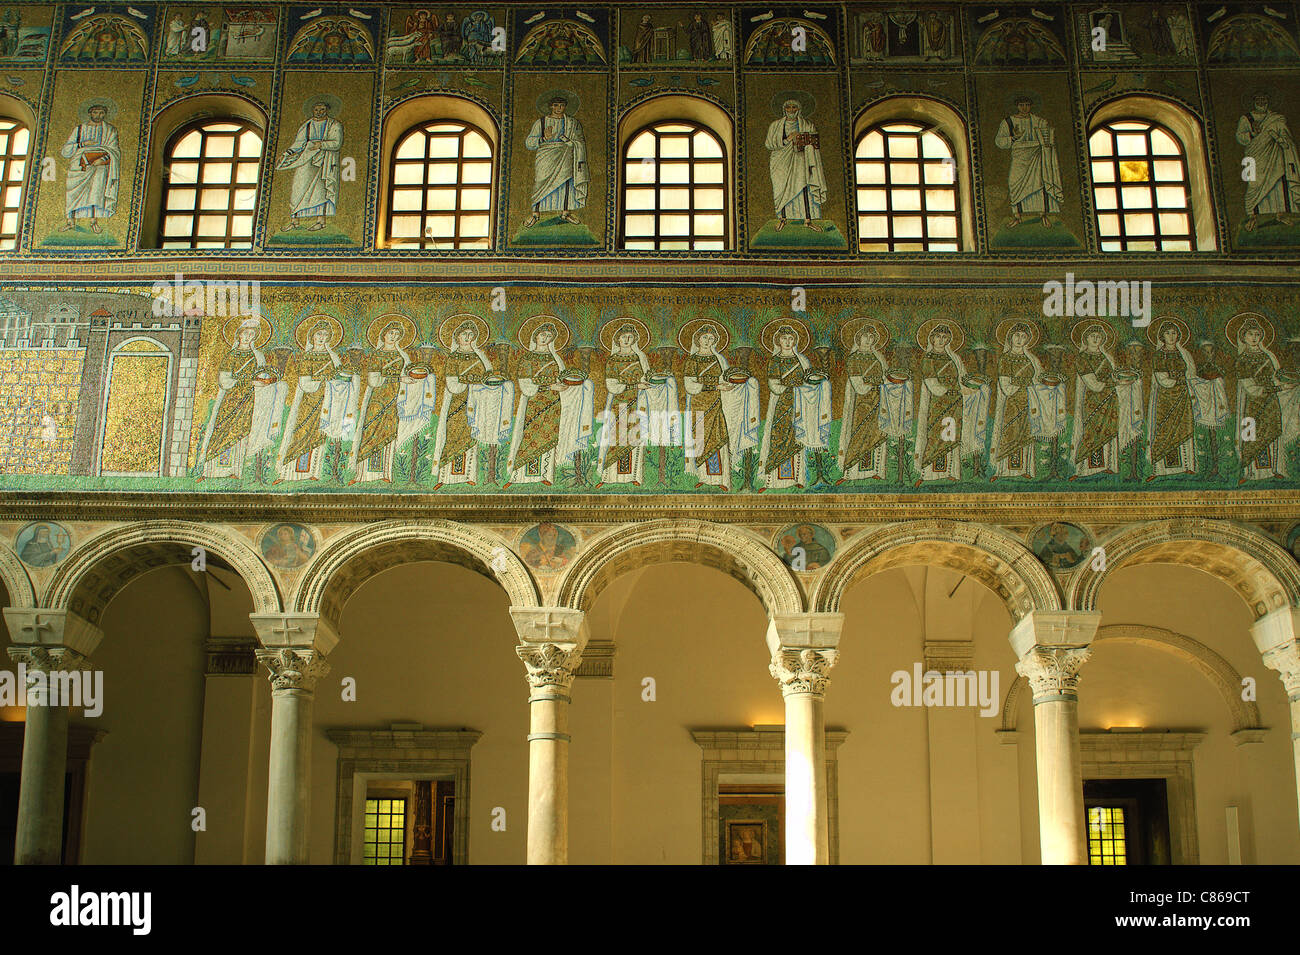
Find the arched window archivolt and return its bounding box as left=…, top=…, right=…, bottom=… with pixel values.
left=616, top=95, right=735, bottom=252
left=0, top=115, right=30, bottom=250
left=851, top=97, right=974, bottom=253
left=160, top=118, right=263, bottom=249
left=387, top=119, right=494, bottom=249
left=1087, top=96, right=1217, bottom=252
left=142, top=94, right=268, bottom=250
left=378, top=94, right=500, bottom=252
left=0, top=95, right=36, bottom=252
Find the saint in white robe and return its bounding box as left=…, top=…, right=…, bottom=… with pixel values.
left=61, top=120, right=120, bottom=219
left=525, top=114, right=588, bottom=212
left=765, top=112, right=827, bottom=221
left=1237, top=107, right=1300, bottom=217
left=994, top=112, right=1063, bottom=216
left=276, top=116, right=343, bottom=218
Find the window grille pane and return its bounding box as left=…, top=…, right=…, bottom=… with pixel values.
left=386, top=120, right=497, bottom=249
left=160, top=119, right=264, bottom=249
left=619, top=119, right=731, bottom=250
left=1089, top=118, right=1193, bottom=250
left=855, top=120, right=960, bottom=251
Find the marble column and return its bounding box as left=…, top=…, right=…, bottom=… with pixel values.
left=767, top=612, right=843, bottom=866
left=1009, top=610, right=1101, bottom=865
left=1250, top=607, right=1300, bottom=836
left=511, top=607, right=587, bottom=865
left=2, top=609, right=103, bottom=865
left=250, top=613, right=338, bottom=865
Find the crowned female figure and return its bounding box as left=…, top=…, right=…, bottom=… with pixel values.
left=506, top=318, right=593, bottom=486
left=277, top=317, right=354, bottom=483
left=837, top=320, right=889, bottom=483
left=1069, top=320, right=1121, bottom=478
left=1233, top=313, right=1295, bottom=482
left=198, top=316, right=282, bottom=480
left=758, top=320, right=831, bottom=490
left=913, top=322, right=969, bottom=483
left=597, top=321, right=651, bottom=487
left=350, top=317, right=437, bottom=483
left=1147, top=318, right=1196, bottom=478
left=433, top=316, right=509, bottom=488
left=990, top=320, right=1044, bottom=480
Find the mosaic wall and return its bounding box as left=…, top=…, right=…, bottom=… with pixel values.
left=0, top=281, right=1298, bottom=494
left=0, top=1, right=1295, bottom=255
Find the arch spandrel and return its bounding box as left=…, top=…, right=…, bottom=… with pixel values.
left=555, top=519, right=804, bottom=617
left=812, top=521, right=1062, bottom=620
left=44, top=521, right=281, bottom=624
left=291, top=520, right=540, bottom=628
left=1065, top=519, right=1300, bottom=619
left=0, top=542, right=35, bottom=609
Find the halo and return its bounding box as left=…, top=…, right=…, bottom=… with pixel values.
left=840, top=317, right=890, bottom=351
left=438, top=312, right=490, bottom=350
left=1005, top=90, right=1038, bottom=111
left=518, top=313, right=572, bottom=352
left=599, top=316, right=651, bottom=353
left=915, top=317, right=965, bottom=353
left=759, top=315, right=812, bottom=355
left=302, top=93, right=342, bottom=119
left=222, top=314, right=272, bottom=349
left=1070, top=318, right=1117, bottom=352
left=1241, top=87, right=1282, bottom=112
left=367, top=313, right=418, bottom=350
left=536, top=88, right=580, bottom=116
left=294, top=314, right=344, bottom=350
left=1146, top=315, right=1190, bottom=348
left=678, top=318, right=731, bottom=354
left=770, top=89, right=816, bottom=117
left=1225, top=311, right=1275, bottom=348
left=994, top=317, right=1041, bottom=350
left=79, top=96, right=118, bottom=122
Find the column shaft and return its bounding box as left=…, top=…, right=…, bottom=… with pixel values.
left=784, top=690, right=828, bottom=865
left=1032, top=696, right=1087, bottom=865
left=14, top=700, right=69, bottom=865
left=527, top=691, right=569, bottom=864
left=265, top=685, right=315, bottom=864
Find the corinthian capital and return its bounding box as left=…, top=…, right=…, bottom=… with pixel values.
left=7, top=644, right=90, bottom=675
left=1251, top=608, right=1300, bottom=697
left=255, top=647, right=330, bottom=692
left=516, top=642, right=584, bottom=694
left=511, top=607, right=588, bottom=698
left=770, top=647, right=839, bottom=698
left=1015, top=646, right=1093, bottom=701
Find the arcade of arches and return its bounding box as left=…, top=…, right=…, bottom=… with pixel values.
left=2, top=510, right=1300, bottom=865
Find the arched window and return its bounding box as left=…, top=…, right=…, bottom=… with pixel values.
left=386, top=120, right=494, bottom=250
left=854, top=120, right=960, bottom=251
left=160, top=119, right=263, bottom=249
left=1088, top=118, right=1194, bottom=251
left=0, top=117, right=30, bottom=250
left=621, top=121, right=729, bottom=250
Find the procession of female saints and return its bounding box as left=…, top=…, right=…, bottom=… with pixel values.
left=192, top=310, right=1300, bottom=489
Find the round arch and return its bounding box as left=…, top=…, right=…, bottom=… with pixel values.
left=44, top=520, right=281, bottom=624
left=812, top=521, right=1061, bottom=620
left=1086, top=92, right=1217, bottom=252
left=139, top=91, right=269, bottom=248
left=999, top=623, right=1264, bottom=734
left=292, top=520, right=539, bottom=629
left=0, top=541, right=35, bottom=608
left=1065, top=519, right=1300, bottom=619
left=555, top=519, right=803, bottom=618
left=851, top=94, right=975, bottom=251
